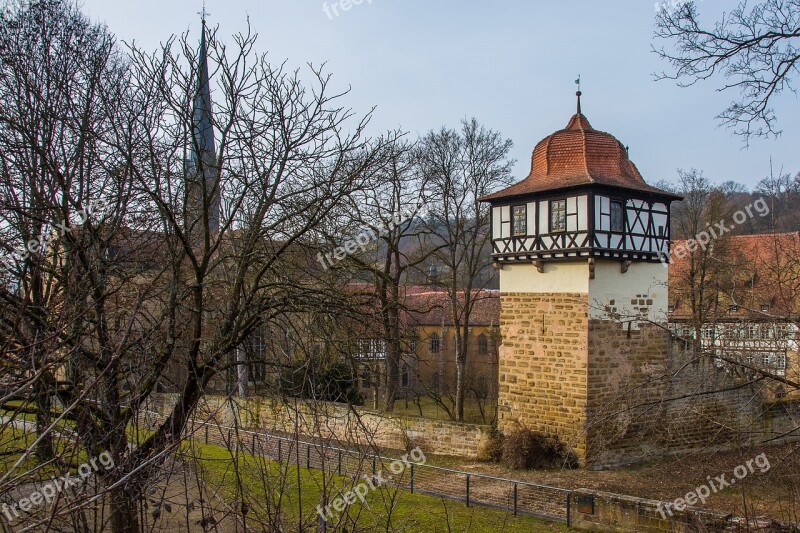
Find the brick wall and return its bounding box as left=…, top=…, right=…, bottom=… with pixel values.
left=585, top=320, right=765, bottom=468
left=150, top=394, right=491, bottom=458
left=496, top=291, right=796, bottom=469
left=497, top=292, right=589, bottom=461
left=568, top=489, right=757, bottom=532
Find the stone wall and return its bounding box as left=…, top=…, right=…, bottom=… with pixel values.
left=149, top=394, right=491, bottom=458
left=495, top=290, right=798, bottom=469
left=497, top=292, right=589, bottom=460
left=567, top=489, right=781, bottom=532
left=585, top=321, right=761, bottom=467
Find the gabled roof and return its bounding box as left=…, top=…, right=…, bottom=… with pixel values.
left=344, top=284, right=500, bottom=329
left=401, top=288, right=500, bottom=327
left=481, top=110, right=680, bottom=203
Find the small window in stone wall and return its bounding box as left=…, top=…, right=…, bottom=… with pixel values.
left=429, top=333, right=440, bottom=354
left=478, top=333, right=488, bottom=355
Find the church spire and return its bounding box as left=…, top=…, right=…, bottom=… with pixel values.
left=189, top=9, right=220, bottom=232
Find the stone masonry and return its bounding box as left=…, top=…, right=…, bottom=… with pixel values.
left=497, top=292, right=590, bottom=461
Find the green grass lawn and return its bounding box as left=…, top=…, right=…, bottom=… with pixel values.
left=0, top=422, right=574, bottom=532
left=188, top=436, right=573, bottom=532
left=369, top=396, right=497, bottom=425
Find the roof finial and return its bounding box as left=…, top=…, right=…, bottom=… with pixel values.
left=575, top=75, right=582, bottom=115
left=198, top=1, right=210, bottom=24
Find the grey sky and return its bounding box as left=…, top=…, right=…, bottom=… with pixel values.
left=79, top=0, right=799, bottom=190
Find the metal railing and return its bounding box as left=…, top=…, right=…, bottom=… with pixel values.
left=141, top=411, right=573, bottom=525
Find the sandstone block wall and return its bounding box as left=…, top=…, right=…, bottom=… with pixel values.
left=496, top=291, right=786, bottom=468
left=569, top=489, right=743, bottom=532
left=497, top=292, right=589, bottom=460
left=150, top=394, right=491, bottom=458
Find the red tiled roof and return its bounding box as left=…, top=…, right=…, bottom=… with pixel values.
left=668, top=232, right=800, bottom=319
left=402, top=289, right=500, bottom=327
left=344, top=284, right=500, bottom=328
left=481, top=113, right=679, bottom=202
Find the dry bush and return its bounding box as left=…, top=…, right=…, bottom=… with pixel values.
left=477, top=427, right=504, bottom=463
left=501, top=426, right=578, bottom=470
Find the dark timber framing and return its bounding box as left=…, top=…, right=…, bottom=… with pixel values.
left=488, top=185, right=674, bottom=265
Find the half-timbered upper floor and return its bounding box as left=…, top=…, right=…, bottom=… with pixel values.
left=489, top=187, right=672, bottom=262
left=480, top=98, right=681, bottom=265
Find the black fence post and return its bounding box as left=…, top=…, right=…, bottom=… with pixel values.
left=466, top=474, right=470, bottom=507
left=566, top=492, right=572, bottom=527
left=410, top=464, right=415, bottom=493
left=372, top=455, right=376, bottom=477
left=337, top=450, right=342, bottom=476
left=278, top=439, right=282, bottom=462
left=251, top=433, right=256, bottom=453
left=306, top=444, right=311, bottom=469
left=205, top=425, right=208, bottom=444
left=513, top=483, right=518, bottom=516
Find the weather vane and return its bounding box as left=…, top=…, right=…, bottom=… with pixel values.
left=575, top=75, right=582, bottom=114
left=198, top=1, right=210, bottom=23
left=575, top=75, right=581, bottom=92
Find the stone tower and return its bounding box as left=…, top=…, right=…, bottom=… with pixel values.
left=480, top=94, right=682, bottom=466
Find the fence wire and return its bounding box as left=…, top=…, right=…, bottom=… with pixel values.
left=141, top=410, right=572, bottom=524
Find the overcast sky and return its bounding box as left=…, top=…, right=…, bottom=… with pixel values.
left=79, top=0, right=799, bottom=191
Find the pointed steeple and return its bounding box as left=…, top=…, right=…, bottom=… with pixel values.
left=189, top=14, right=220, bottom=232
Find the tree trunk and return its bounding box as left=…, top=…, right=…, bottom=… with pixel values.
left=236, top=345, right=248, bottom=398
left=34, top=385, right=54, bottom=461
left=455, top=356, right=466, bottom=422
left=110, top=485, right=139, bottom=533
left=383, top=291, right=401, bottom=412
left=384, top=340, right=400, bottom=412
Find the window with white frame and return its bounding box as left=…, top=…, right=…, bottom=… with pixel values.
left=550, top=199, right=566, bottom=232
left=512, top=205, right=527, bottom=236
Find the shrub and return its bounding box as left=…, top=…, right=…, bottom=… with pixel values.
left=501, top=427, right=578, bottom=470
left=477, top=427, right=504, bottom=463
left=279, top=360, right=364, bottom=406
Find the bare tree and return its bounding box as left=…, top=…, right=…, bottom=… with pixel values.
left=755, top=162, right=800, bottom=232
left=417, top=118, right=513, bottom=421
left=653, top=0, right=800, bottom=142
left=321, top=138, right=435, bottom=412
left=667, top=169, right=739, bottom=357
left=0, top=2, right=387, bottom=530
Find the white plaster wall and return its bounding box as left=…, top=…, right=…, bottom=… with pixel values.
left=588, top=261, right=668, bottom=324
left=499, top=262, right=590, bottom=294
left=500, top=259, right=669, bottom=324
